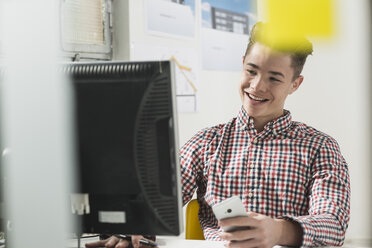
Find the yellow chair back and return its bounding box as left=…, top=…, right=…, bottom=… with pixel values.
left=185, top=199, right=205, bottom=240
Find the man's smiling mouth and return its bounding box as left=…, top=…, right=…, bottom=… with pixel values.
left=247, top=93, right=269, bottom=102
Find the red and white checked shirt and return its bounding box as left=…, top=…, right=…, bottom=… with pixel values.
left=180, top=107, right=350, bottom=247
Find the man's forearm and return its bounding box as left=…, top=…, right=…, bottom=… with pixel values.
left=276, top=219, right=303, bottom=247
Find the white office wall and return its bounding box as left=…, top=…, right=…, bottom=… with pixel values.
left=113, top=0, right=242, bottom=146
left=285, top=0, right=371, bottom=242
left=113, top=0, right=371, bottom=242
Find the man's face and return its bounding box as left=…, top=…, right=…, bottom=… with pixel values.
left=240, top=43, right=303, bottom=123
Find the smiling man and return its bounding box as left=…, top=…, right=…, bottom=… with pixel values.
left=240, top=42, right=303, bottom=133
left=86, top=22, right=350, bottom=248
left=180, top=22, right=350, bottom=247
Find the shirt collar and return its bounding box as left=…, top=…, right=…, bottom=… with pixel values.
left=237, top=106, right=292, bottom=135
left=237, top=106, right=255, bottom=131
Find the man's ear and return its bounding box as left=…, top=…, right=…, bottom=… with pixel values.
left=289, top=75, right=304, bottom=94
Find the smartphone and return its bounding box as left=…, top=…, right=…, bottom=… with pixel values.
left=212, top=196, right=248, bottom=232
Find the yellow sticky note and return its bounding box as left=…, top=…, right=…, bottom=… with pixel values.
left=263, top=0, right=334, bottom=48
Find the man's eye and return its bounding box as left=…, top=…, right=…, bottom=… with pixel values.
left=270, top=77, right=281, bottom=82
left=247, top=70, right=256, bottom=75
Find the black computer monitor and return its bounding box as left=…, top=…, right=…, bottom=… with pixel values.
left=63, top=61, right=182, bottom=236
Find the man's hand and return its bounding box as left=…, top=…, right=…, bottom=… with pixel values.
left=85, top=235, right=147, bottom=248
left=218, top=212, right=302, bottom=248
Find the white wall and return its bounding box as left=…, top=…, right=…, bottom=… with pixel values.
left=113, top=0, right=242, bottom=146
left=285, top=0, right=371, bottom=242
left=113, top=0, right=371, bottom=243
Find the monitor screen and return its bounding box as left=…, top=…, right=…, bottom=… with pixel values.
left=63, top=61, right=182, bottom=236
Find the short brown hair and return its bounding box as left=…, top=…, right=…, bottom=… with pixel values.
left=245, top=22, right=313, bottom=80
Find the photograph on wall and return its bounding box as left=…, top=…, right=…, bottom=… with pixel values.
left=145, top=0, right=196, bottom=39
left=202, top=0, right=257, bottom=33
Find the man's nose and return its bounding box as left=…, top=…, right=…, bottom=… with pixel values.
left=250, top=76, right=266, bottom=92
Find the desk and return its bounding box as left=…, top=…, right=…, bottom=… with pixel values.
left=155, top=238, right=371, bottom=248
left=73, top=236, right=371, bottom=248
left=156, top=237, right=225, bottom=248
left=72, top=236, right=225, bottom=248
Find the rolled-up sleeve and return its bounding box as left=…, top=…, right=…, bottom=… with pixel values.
left=180, top=130, right=207, bottom=206
left=282, top=137, right=350, bottom=247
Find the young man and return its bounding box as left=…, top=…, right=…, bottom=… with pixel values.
left=87, top=22, right=350, bottom=248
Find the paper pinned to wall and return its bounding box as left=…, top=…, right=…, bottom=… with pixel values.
left=131, top=42, right=199, bottom=113
left=144, top=0, right=196, bottom=39
left=202, top=28, right=248, bottom=71
left=201, top=0, right=257, bottom=71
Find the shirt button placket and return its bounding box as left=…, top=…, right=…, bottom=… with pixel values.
left=248, top=161, right=255, bottom=202
left=248, top=135, right=257, bottom=205
left=251, top=138, right=258, bottom=145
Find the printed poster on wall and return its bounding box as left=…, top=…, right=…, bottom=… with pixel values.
left=145, top=0, right=196, bottom=39
left=201, top=0, right=257, bottom=71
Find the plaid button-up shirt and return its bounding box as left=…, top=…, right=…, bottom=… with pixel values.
left=180, top=107, right=350, bottom=247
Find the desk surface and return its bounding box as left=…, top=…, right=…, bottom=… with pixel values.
left=74, top=236, right=232, bottom=248
left=155, top=238, right=370, bottom=248
left=73, top=236, right=225, bottom=248
left=156, top=238, right=225, bottom=248
left=74, top=236, right=370, bottom=248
